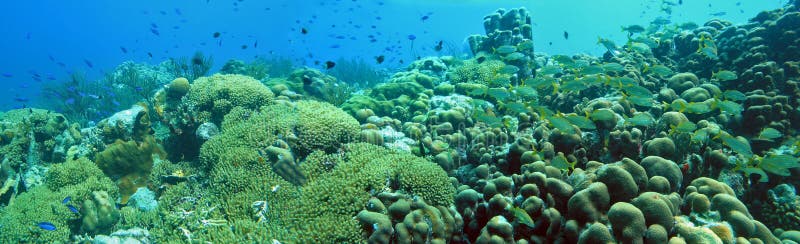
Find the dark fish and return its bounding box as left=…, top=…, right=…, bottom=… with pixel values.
left=421, top=15, right=429, bottom=21
left=147, top=52, right=153, bottom=58
left=314, top=60, right=320, bottom=65
left=476, top=56, right=486, bottom=63
left=375, top=55, right=385, bottom=64
left=710, top=11, right=726, bottom=16
left=120, top=46, right=128, bottom=54
left=253, top=41, right=258, bottom=48
left=241, top=45, right=248, bottom=49
left=434, top=40, right=443, bottom=51
left=66, top=205, right=79, bottom=214
left=399, top=59, right=404, bottom=64
left=407, top=34, right=416, bottom=40
left=330, top=44, right=340, bottom=48
left=324, top=61, right=336, bottom=69
left=62, top=196, right=71, bottom=204
left=679, top=0, right=683, bottom=4
left=302, top=75, right=312, bottom=85
left=57, top=62, right=66, bottom=68
left=83, top=59, right=93, bottom=68
left=563, top=31, right=569, bottom=40
left=159, top=10, right=167, bottom=15
left=175, top=8, right=182, bottom=15
left=48, top=55, right=55, bottom=62
left=37, top=222, right=56, bottom=231
left=150, top=28, right=160, bottom=36
left=2, top=73, right=12, bottom=78
left=335, top=35, right=345, bottom=39
left=150, top=23, right=158, bottom=29
left=213, top=32, right=221, bottom=38
left=301, top=28, right=308, bottom=34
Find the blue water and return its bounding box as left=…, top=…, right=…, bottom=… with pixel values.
left=0, top=0, right=784, bottom=111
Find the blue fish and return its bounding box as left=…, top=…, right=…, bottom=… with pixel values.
left=37, top=222, right=56, bottom=231
left=2, top=73, right=12, bottom=78
left=62, top=196, right=71, bottom=204
left=407, top=34, right=416, bottom=40
left=66, top=205, right=79, bottom=214
left=83, top=59, right=93, bottom=68
left=150, top=28, right=160, bottom=36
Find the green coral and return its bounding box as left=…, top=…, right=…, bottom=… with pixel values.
left=0, top=155, right=120, bottom=242
left=185, top=74, right=275, bottom=124
left=197, top=134, right=454, bottom=242
left=45, top=156, right=119, bottom=202
left=292, top=100, right=360, bottom=156
left=0, top=187, right=74, bottom=242
left=201, top=101, right=358, bottom=166
left=447, top=59, right=511, bottom=87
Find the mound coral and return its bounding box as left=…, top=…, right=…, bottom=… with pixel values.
left=185, top=74, right=275, bottom=124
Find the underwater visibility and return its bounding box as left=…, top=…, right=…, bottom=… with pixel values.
left=3, top=0, right=800, bottom=243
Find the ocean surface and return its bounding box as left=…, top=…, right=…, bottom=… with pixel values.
left=0, top=0, right=799, bottom=243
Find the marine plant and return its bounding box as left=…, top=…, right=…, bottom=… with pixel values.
left=164, top=51, right=213, bottom=82
left=326, top=57, right=389, bottom=89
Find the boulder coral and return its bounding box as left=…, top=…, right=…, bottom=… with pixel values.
left=185, top=74, right=274, bottom=124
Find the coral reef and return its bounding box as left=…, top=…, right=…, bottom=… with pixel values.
left=4, top=2, right=800, bottom=243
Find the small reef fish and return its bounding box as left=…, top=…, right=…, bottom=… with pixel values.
left=213, top=32, right=221, bottom=38
left=37, top=222, right=56, bottom=231
left=325, top=61, right=336, bottom=69
left=563, top=31, right=569, bottom=40
left=62, top=196, right=71, bottom=204
left=621, top=25, right=645, bottom=36
left=597, top=37, right=618, bottom=54
left=651, top=16, right=671, bottom=26
left=66, top=205, right=79, bottom=214
left=710, top=11, right=727, bottom=17
left=83, top=59, right=94, bottom=68
left=434, top=40, right=443, bottom=51
left=713, top=70, right=737, bottom=81
left=375, top=55, right=385, bottom=64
